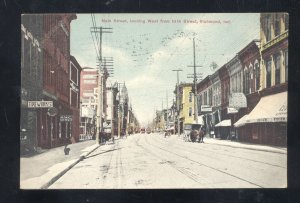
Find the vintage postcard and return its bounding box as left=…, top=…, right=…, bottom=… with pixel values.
left=20, top=13, right=287, bottom=189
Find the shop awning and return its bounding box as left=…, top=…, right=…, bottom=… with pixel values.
left=234, top=91, right=287, bottom=127
left=215, top=119, right=231, bottom=127
left=233, top=114, right=249, bottom=127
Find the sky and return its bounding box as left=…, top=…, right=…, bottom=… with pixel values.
left=70, top=13, right=260, bottom=126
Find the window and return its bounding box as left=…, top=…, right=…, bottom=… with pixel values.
left=204, top=92, right=207, bottom=105
left=70, top=63, right=78, bottom=84
left=249, top=65, right=253, bottom=93
left=284, top=50, right=288, bottom=82
left=274, top=14, right=281, bottom=37
left=254, top=62, right=260, bottom=91
left=244, top=68, right=250, bottom=94
left=284, top=14, right=289, bottom=31
left=189, top=107, right=192, bottom=117
left=266, top=58, right=272, bottom=88
left=189, top=92, right=192, bottom=103
left=274, top=54, right=281, bottom=85
left=84, top=79, right=97, bottom=84
left=208, top=88, right=213, bottom=106
left=265, top=15, right=272, bottom=42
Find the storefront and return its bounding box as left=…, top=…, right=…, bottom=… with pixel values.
left=234, top=91, right=287, bottom=146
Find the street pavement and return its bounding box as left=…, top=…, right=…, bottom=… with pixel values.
left=49, top=133, right=287, bottom=189
left=20, top=139, right=99, bottom=189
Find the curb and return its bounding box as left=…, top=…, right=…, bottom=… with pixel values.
left=40, top=144, right=100, bottom=189
left=204, top=141, right=287, bottom=154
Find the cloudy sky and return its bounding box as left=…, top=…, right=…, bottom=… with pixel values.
left=70, top=13, right=260, bottom=126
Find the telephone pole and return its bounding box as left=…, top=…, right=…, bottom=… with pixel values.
left=172, top=69, right=182, bottom=135
left=187, top=38, right=202, bottom=124
left=90, top=25, right=112, bottom=144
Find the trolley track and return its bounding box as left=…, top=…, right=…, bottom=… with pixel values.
left=152, top=134, right=286, bottom=169
left=140, top=135, right=264, bottom=188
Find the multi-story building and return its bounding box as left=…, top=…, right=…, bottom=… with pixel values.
left=21, top=15, right=43, bottom=153
left=177, top=83, right=195, bottom=134
left=21, top=14, right=77, bottom=151
left=69, top=55, right=82, bottom=142
left=196, top=75, right=213, bottom=135
left=105, top=83, right=118, bottom=136
left=234, top=13, right=288, bottom=146
left=79, top=68, right=98, bottom=140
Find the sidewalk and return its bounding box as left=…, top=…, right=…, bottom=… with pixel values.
left=20, top=140, right=99, bottom=189
left=203, top=137, right=287, bottom=154
left=177, top=135, right=287, bottom=154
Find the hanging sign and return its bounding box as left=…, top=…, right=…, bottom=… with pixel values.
left=227, top=107, right=238, bottom=114
left=60, top=115, right=73, bottom=122
left=229, top=93, right=247, bottom=108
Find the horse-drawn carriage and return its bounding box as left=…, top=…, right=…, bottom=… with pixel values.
left=183, top=124, right=204, bottom=142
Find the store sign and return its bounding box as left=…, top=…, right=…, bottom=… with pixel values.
left=229, top=93, right=247, bottom=108
left=227, top=107, right=238, bottom=114
left=28, top=101, right=53, bottom=108
left=201, top=105, right=212, bottom=113
left=60, top=115, right=72, bottom=122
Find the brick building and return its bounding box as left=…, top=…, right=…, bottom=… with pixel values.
left=21, top=14, right=77, bottom=151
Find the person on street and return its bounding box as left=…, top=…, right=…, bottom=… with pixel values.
left=199, top=127, right=204, bottom=143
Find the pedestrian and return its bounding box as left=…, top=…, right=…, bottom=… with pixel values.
left=199, top=127, right=204, bottom=143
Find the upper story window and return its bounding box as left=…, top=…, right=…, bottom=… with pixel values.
left=204, top=92, right=207, bottom=105
left=266, top=58, right=272, bottom=88
left=70, top=63, right=78, bottom=85
left=189, top=107, right=192, bottom=117
left=284, top=50, right=288, bottom=82
left=274, top=14, right=281, bottom=37
left=254, top=61, right=260, bottom=91
left=284, top=14, right=289, bottom=31
left=189, top=92, right=193, bottom=103
left=274, top=53, right=281, bottom=85
left=264, top=15, right=272, bottom=42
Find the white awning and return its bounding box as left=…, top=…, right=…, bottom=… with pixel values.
left=196, top=115, right=204, bottom=125
left=234, top=91, right=287, bottom=127
left=233, top=114, right=249, bottom=127
left=215, top=119, right=231, bottom=127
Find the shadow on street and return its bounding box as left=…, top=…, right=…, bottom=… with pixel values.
left=84, top=148, right=122, bottom=159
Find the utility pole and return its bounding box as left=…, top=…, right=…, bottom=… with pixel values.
left=187, top=38, right=202, bottom=124
left=90, top=26, right=112, bottom=144
left=172, top=69, right=182, bottom=135
left=117, top=82, right=123, bottom=138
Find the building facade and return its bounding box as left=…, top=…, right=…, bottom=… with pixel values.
left=79, top=68, right=98, bottom=140
left=70, top=55, right=82, bottom=142
left=21, top=14, right=77, bottom=151
left=234, top=13, right=288, bottom=146
left=178, top=83, right=195, bottom=134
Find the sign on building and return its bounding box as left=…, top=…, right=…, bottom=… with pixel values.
left=227, top=107, right=238, bottom=114
left=201, top=105, right=212, bottom=113
left=229, top=93, right=247, bottom=108
left=60, top=115, right=73, bottom=122
left=28, top=101, right=53, bottom=108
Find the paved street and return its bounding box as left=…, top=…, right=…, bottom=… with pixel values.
left=50, top=133, right=286, bottom=189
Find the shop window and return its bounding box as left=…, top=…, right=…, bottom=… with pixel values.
left=274, top=54, right=281, bottom=85
left=266, top=58, right=272, bottom=88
